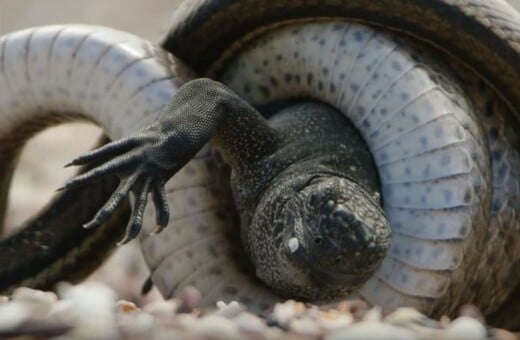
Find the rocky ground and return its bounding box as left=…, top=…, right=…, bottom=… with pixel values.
left=1, top=0, right=520, bottom=338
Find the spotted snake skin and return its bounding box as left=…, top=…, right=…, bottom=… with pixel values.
left=0, top=0, right=519, bottom=325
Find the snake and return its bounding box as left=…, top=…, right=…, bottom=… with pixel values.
left=0, top=0, right=519, bottom=328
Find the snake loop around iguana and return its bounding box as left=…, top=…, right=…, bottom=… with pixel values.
left=0, top=0, right=519, bottom=329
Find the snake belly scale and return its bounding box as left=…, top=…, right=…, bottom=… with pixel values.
left=0, top=0, right=518, bottom=326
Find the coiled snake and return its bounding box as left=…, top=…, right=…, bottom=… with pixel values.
left=0, top=0, right=519, bottom=328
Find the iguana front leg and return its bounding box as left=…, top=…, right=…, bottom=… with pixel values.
left=63, top=78, right=280, bottom=244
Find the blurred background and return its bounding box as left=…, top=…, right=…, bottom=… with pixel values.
left=0, top=0, right=519, bottom=302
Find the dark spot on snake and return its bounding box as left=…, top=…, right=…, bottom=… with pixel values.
left=400, top=92, right=410, bottom=101
left=269, top=76, right=279, bottom=88
left=243, top=83, right=251, bottom=94
left=330, top=83, right=336, bottom=93
left=294, top=74, right=301, bottom=84
left=354, top=31, right=364, bottom=42
left=391, top=60, right=402, bottom=72
left=491, top=149, right=503, bottom=161
left=488, top=127, right=498, bottom=141
left=333, top=23, right=343, bottom=31
left=275, top=54, right=283, bottom=61
left=293, top=51, right=299, bottom=59
left=484, top=100, right=495, bottom=117
left=284, top=73, right=293, bottom=83
left=380, top=108, right=388, bottom=116
left=420, top=136, right=428, bottom=146
left=339, top=40, right=346, bottom=47
left=186, top=250, right=193, bottom=259
left=322, top=67, right=329, bottom=75
left=318, top=81, right=323, bottom=91
left=307, top=72, right=313, bottom=85
left=319, top=39, right=326, bottom=46
left=440, top=154, right=451, bottom=166
left=351, top=83, right=359, bottom=92
left=263, top=59, right=269, bottom=66
left=258, top=85, right=271, bottom=97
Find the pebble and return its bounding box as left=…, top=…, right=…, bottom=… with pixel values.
left=316, top=309, right=353, bottom=330
left=216, top=300, right=245, bottom=318
left=0, top=282, right=515, bottom=339
left=444, top=316, right=487, bottom=340
left=326, top=321, right=417, bottom=340
left=188, top=314, right=240, bottom=339
left=176, top=286, right=201, bottom=314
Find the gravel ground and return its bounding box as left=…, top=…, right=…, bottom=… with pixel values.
left=1, top=1, right=520, bottom=338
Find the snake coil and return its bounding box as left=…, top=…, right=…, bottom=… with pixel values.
left=0, top=0, right=519, bottom=327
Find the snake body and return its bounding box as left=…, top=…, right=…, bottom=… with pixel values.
left=0, top=0, right=519, bottom=327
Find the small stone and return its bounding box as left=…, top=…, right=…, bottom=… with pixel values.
left=444, top=316, right=487, bottom=340
left=188, top=315, right=240, bottom=339
left=326, top=321, right=416, bottom=340
left=289, top=316, right=321, bottom=337
left=0, top=296, right=8, bottom=304
left=215, top=301, right=244, bottom=318
left=177, top=286, right=201, bottom=314
left=58, top=282, right=118, bottom=339
left=385, top=307, right=440, bottom=328
left=117, top=311, right=155, bottom=339
left=233, top=312, right=267, bottom=333
left=491, top=328, right=519, bottom=340
left=116, top=300, right=139, bottom=313
left=336, top=300, right=369, bottom=321
left=11, top=287, right=57, bottom=315
left=317, top=309, right=353, bottom=330
left=48, top=300, right=75, bottom=324
left=0, top=301, right=31, bottom=332
left=458, top=304, right=484, bottom=323
left=270, top=300, right=306, bottom=325
left=362, top=306, right=383, bottom=322
left=143, top=299, right=180, bottom=316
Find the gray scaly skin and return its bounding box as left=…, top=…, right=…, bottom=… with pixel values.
left=64, top=78, right=391, bottom=300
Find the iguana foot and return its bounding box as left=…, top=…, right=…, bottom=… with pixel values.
left=61, top=125, right=177, bottom=244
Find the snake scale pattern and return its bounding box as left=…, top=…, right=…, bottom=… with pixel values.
left=0, top=0, right=519, bottom=327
